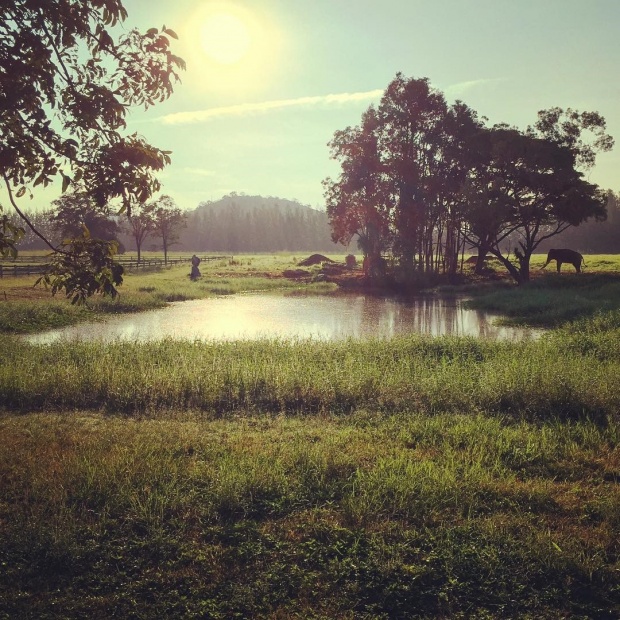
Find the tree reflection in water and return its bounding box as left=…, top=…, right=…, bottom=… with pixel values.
left=23, top=293, right=542, bottom=345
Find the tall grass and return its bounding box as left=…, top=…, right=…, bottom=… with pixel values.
left=1, top=318, right=620, bottom=419
left=465, top=272, right=620, bottom=326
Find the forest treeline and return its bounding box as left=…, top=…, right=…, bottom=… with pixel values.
left=10, top=193, right=341, bottom=254
left=178, top=194, right=341, bottom=253
left=9, top=189, right=620, bottom=256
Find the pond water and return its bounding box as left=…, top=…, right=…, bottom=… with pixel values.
left=23, top=293, right=541, bottom=344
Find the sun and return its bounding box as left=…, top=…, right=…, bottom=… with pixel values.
left=200, top=12, right=251, bottom=65
left=182, top=3, right=283, bottom=94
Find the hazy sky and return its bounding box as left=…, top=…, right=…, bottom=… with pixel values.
left=36, top=0, right=620, bottom=211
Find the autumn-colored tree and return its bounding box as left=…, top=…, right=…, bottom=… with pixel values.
left=0, top=0, right=184, bottom=302
left=324, top=107, right=392, bottom=277
left=325, top=74, right=484, bottom=281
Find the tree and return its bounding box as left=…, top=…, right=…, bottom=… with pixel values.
left=126, top=202, right=156, bottom=264
left=0, top=1, right=184, bottom=302
left=462, top=126, right=608, bottom=283
left=6, top=208, right=56, bottom=250
left=324, top=107, right=392, bottom=277
left=531, top=107, right=614, bottom=170
left=375, top=75, right=450, bottom=274
left=325, top=74, right=484, bottom=281
left=151, top=195, right=186, bottom=264
left=51, top=193, right=120, bottom=242
left=326, top=74, right=613, bottom=287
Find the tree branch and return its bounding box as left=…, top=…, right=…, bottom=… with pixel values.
left=2, top=172, right=64, bottom=254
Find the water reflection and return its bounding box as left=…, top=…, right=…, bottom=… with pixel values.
left=23, top=293, right=541, bottom=344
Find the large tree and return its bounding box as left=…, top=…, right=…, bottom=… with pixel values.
left=462, top=121, right=611, bottom=283
left=0, top=0, right=184, bottom=301
left=326, top=74, right=613, bottom=287
left=126, top=202, right=156, bottom=264
left=325, top=74, right=484, bottom=280
left=324, top=107, right=392, bottom=278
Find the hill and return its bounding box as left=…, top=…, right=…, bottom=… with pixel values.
left=179, top=193, right=342, bottom=253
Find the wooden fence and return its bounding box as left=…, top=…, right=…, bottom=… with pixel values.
left=0, top=255, right=232, bottom=277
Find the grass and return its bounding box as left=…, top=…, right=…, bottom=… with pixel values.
left=1, top=327, right=619, bottom=418
left=1, top=410, right=618, bottom=618
left=464, top=272, right=620, bottom=326
left=1, top=253, right=620, bottom=618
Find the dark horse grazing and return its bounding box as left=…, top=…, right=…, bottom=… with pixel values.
left=541, top=248, right=585, bottom=273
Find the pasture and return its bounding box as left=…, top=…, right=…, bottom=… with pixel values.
left=1, top=253, right=620, bottom=618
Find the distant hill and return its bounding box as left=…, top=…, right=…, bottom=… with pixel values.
left=194, top=194, right=311, bottom=216
left=179, top=193, right=343, bottom=253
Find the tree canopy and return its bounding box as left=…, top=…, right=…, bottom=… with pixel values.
left=51, top=192, right=120, bottom=243
left=0, top=0, right=184, bottom=301
left=325, top=73, right=613, bottom=285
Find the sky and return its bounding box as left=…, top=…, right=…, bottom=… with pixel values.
left=35, top=0, right=620, bottom=212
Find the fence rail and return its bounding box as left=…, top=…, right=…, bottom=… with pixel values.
left=0, top=255, right=232, bottom=277
left=0, top=264, right=48, bottom=278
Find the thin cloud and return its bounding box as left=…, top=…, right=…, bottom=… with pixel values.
left=158, top=89, right=384, bottom=125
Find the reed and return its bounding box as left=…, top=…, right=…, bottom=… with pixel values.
left=2, top=322, right=619, bottom=419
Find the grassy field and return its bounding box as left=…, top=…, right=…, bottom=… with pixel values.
left=1, top=254, right=620, bottom=618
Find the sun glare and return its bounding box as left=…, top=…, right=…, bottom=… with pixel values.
left=182, top=3, right=283, bottom=94
left=200, top=12, right=250, bottom=65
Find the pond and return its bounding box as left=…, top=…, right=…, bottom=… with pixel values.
left=23, top=293, right=541, bottom=344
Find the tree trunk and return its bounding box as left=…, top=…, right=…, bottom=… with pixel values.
left=474, top=240, right=491, bottom=274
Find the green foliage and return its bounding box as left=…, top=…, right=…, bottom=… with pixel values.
left=0, top=214, right=25, bottom=258
left=51, top=192, right=120, bottom=241
left=149, top=195, right=186, bottom=263
left=0, top=0, right=184, bottom=299
left=36, top=229, right=124, bottom=304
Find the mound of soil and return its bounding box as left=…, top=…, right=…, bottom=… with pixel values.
left=298, top=254, right=335, bottom=267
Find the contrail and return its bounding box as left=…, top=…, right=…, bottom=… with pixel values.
left=158, top=89, right=384, bottom=125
